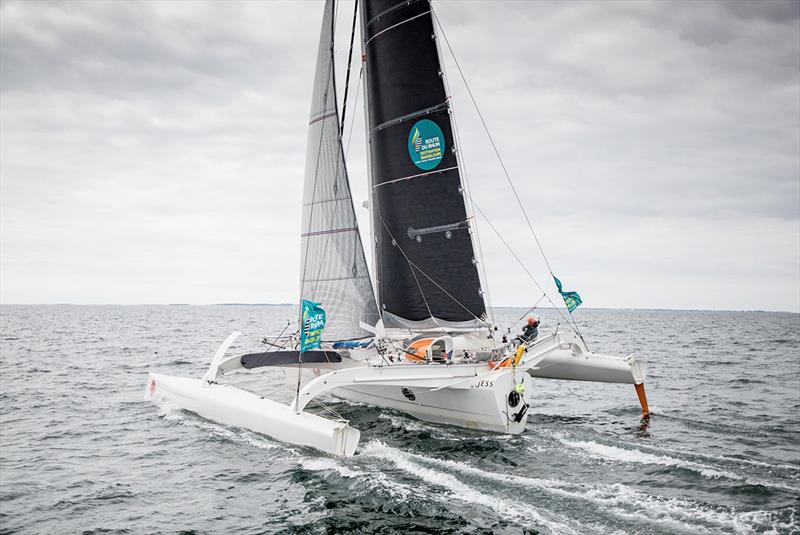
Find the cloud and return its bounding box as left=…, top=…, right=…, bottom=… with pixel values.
left=1, top=0, right=798, bottom=311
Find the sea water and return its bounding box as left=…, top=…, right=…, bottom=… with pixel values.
left=0, top=305, right=798, bottom=534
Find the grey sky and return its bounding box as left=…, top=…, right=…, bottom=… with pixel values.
left=1, top=0, right=798, bottom=312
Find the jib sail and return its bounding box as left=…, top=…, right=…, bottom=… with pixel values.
left=299, top=0, right=379, bottom=341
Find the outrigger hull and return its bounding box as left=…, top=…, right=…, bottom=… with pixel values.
left=530, top=350, right=643, bottom=384
left=145, top=373, right=360, bottom=457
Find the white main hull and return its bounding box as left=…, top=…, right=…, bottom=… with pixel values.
left=332, top=368, right=529, bottom=434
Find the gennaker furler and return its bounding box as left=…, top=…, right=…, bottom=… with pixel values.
left=145, top=0, right=650, bottom=457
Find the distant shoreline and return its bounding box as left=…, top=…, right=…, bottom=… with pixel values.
left=0, top=303, right=796, bottom=314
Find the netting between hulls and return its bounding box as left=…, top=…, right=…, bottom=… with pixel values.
left=299, top=0, right=379, bottom=342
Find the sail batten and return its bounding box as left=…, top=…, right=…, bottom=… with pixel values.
left=299, top=0, right=379, bottom=342
left=361, top=0, right=487, bottom=330
left=373, top=165, right=459, bottom=188
left=370, top=101, right=450, bottom=134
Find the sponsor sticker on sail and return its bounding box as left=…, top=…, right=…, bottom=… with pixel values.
left=408, top=119, right=444, bottom=170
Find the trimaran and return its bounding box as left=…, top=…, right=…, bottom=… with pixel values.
left=145, top=0, right=649, bottom=457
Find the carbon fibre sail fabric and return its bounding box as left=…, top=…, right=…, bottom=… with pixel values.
left=300, top=0, right=379, bottom=341
left=361, top=0, right=487, bottom=330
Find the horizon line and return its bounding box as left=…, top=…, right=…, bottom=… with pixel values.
left=0, top=303, right=797, bottom=314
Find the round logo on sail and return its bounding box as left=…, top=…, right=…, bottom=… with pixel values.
left=408, top=119, right=444, bottom=170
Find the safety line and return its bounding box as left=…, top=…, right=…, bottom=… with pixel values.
left=339, top=0, right=359, bottom=139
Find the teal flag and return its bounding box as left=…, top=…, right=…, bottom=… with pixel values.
left=553, top=275, right=583, bottom=313
left=300, top=299, right=326, bottom=352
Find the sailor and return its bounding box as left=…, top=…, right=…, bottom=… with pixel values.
left=516, top=317, right=539, bottom=345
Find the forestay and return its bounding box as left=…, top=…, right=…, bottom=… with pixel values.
left=300, top=0, right=379, bottom=341
left=361, top=0, right=487, bottom=331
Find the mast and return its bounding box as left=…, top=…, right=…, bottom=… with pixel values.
left=299, top=0, right=379, bottom=341
left=360, top=0, right=487, bottom=331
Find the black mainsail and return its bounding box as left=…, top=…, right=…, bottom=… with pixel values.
left=361, top=0, right=487, bottom=330
left=299, top=0, right=379, bottom=341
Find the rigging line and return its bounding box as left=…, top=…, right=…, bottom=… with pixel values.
left=376, top=211, right=491, bottom=327
left=262, top=320, right=292, bottom=354
left=430, top=7, right=553, bottom=276
left=309, top=397, right=346, bottom=422
left=510, top=293, right=547, bottom=330
left=373, top=201, right=436, bottom=324
left=344, top=66, right=363, bottom=158
left=461, top=188, right=578, bottom=331
left=407, top=248, right=438, bottom=325
left=431, top=6, right=587, bottom=341
left=340, top=0, right=359, bottom=139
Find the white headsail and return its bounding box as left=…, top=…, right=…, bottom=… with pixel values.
left=299, top=0, right=379, bottom=341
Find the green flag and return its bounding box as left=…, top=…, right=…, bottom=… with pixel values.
left=300, top=299, right=326, bottom=352
left=553, top=275, right=582, bottom=313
